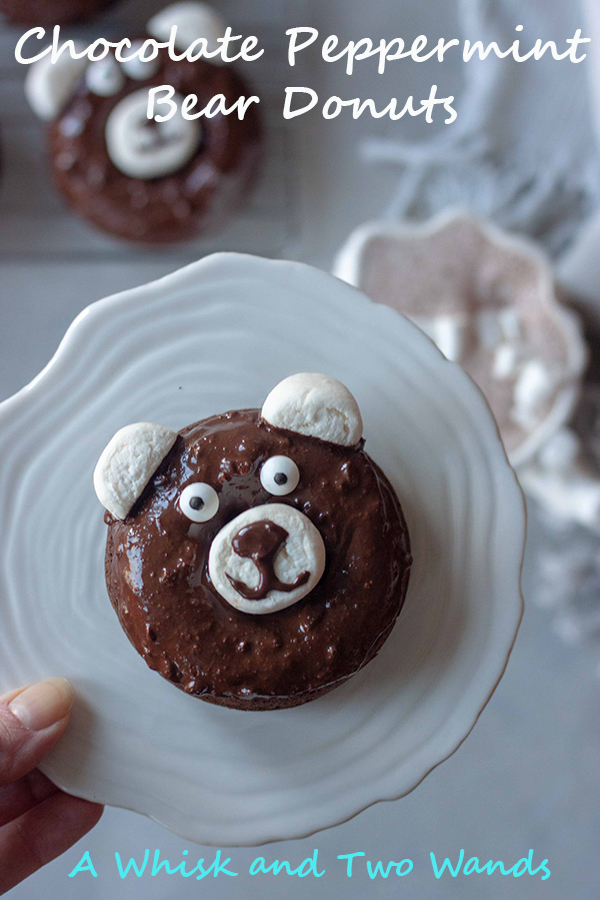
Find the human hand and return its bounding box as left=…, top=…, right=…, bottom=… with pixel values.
left=0, top=678, right=103, bottom=895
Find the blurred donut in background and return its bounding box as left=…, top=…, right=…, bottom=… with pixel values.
left=23, top=3, right=262, bottom=244
left=0, top=0, right=120, bottom=27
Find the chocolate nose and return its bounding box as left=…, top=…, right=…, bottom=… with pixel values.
left=227, top=519, right=309, bottom=601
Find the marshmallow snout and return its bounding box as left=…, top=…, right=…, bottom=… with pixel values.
left=105, top=89, right=202, bottom=179
left=208, top=503, right=326, bottom=614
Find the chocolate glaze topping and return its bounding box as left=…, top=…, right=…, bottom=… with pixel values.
left=104, top=409, right=411, bottom=710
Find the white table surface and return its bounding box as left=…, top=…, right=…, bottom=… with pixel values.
left=1, top=1, right=599, bottom=897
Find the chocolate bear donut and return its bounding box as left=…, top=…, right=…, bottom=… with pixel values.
left=1, top=0, right=119, bottom=26
left=94, top=374, right=412, bottom=710
left=24, top=3, right=261, bottom=243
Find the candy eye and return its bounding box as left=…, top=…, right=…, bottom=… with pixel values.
left=260, top=456, right=300, bottom=496
left=85, top=57, right=125, bottom=97
left=120, top=41, right=160, bottom=80
left=179, top=483, right=219, bottom=522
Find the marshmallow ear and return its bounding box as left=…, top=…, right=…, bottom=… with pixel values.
left=147, top=2, right=227, bottom=57
left=261, top=374, right=363, bottom=447
left=94, top=423, right=178, bottom=520
left=25, top=48, right=88, bottom=121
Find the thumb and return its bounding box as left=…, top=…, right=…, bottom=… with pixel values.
left=0, top=678, right=74, bottom=786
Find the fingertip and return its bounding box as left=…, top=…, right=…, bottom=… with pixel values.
left=0, top=680, right=75, bottom=786
left=7, top=678, right=74, bottom=732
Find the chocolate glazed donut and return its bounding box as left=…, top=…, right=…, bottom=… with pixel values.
left=24, top=3, right=262, bottom=244
left=95, top=375, right=412, bottom=710
left=48, top=55, right=261, bottom=243
left=103, top=412, right=411, bottom=709
left=0, top=0, right=119, bottom=26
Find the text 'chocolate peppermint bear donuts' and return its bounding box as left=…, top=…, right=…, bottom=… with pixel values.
left=25, top=2, right=262, bottom=243
left=94, top=374, right=412, bottom=710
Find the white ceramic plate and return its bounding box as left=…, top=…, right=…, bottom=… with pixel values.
left=0, top=253, right=524, bottom=846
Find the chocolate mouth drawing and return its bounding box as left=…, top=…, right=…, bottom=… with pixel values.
left=226, top=519, right=310, bottom=601
left=207, top=502, right=327, bottom=614
left=135, top=116, right=180, bottom=152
